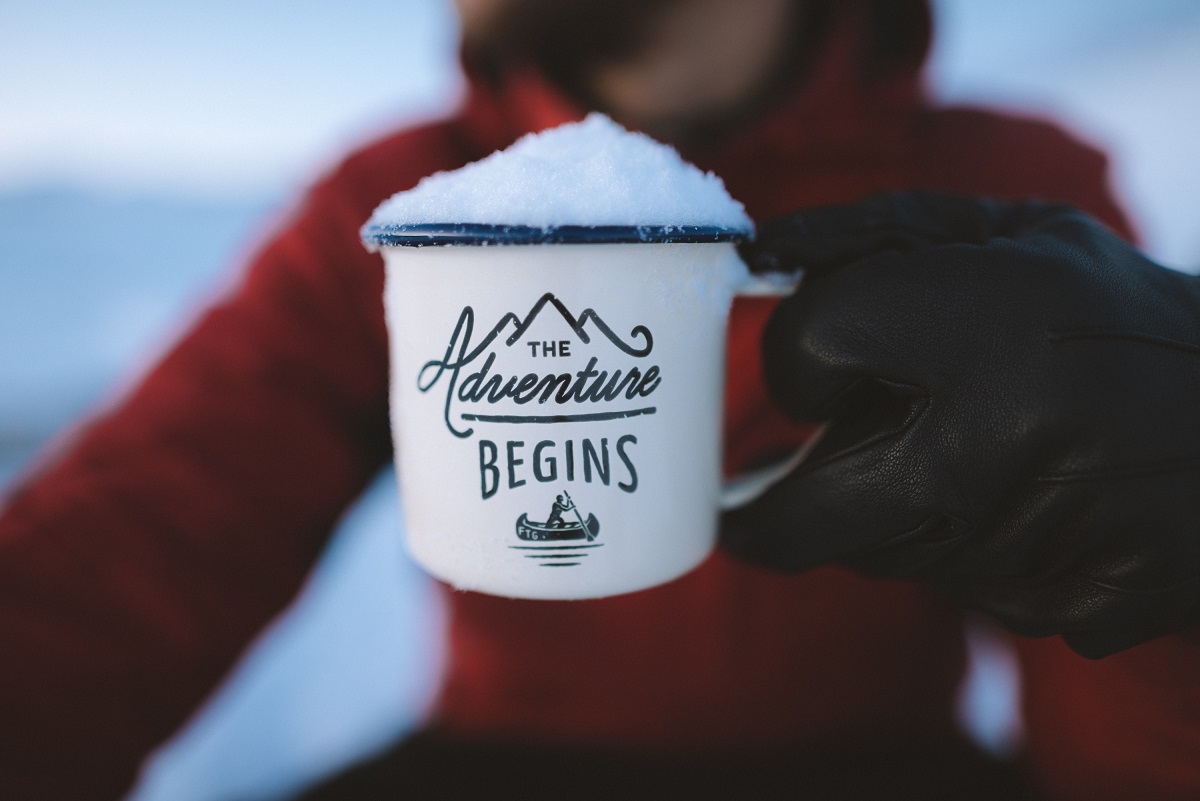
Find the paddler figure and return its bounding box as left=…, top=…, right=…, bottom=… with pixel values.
left=545, top=494, right=575, bottom=528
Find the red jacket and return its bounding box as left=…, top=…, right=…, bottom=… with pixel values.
left=4, top=3, right=1199, bottom=799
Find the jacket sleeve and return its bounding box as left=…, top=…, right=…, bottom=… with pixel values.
left=1018, top=633, right=1200, bottom=800
left=0, top=158, right=396, bottom=799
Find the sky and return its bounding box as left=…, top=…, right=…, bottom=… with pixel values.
left=0, top=0, right=461, bottom=196
left=931, top=0, right=1200, bottom=268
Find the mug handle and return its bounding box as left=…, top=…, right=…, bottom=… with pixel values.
left=719, top=424, right=827, bottom=509
left=718, top=267, right=824, bottom=510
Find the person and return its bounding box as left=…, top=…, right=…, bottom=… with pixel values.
left=545, top=494, right=574, bottom=528
left=2, top=1, right=1198, bottom=799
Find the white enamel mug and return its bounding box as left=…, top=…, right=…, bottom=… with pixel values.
left=365, top=223, right=808, bottom=600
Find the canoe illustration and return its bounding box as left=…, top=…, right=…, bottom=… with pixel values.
left=515, top=512, right=600, bottom=542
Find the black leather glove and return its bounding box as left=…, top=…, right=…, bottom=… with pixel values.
left=724, top=191, right=1200, bottom=658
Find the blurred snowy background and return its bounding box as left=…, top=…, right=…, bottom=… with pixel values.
left=1, top=1, right=1198, bottom=799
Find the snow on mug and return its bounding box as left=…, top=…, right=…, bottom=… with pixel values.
left=360, top=114, right=810, bottom=599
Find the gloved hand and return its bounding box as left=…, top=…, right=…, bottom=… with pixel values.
left=724, top=191, right=1200, bottom=658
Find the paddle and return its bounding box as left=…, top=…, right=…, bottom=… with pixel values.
left=562, top=490, right=597, bottom=542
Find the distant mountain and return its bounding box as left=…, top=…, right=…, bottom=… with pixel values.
left=0, top=185, right=283, bottom=478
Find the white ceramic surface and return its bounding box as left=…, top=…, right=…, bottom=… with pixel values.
left=383, top=240, right=792, bottom=599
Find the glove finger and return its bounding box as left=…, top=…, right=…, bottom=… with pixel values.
left=758, top=253, right=944, bottom=421
left=940, top=571, right=1200, bottom=659
left=1008, top=200, right=1114, bottom=243
left=721, top=376, right=932, bottom=571
left=1061, top=580, right=1200, bottom=658
left=742, top=191, right=1011, bottom=277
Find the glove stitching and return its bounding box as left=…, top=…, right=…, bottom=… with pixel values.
left=1036, top=457, right=1200, bottom=484
left=1048, top=328, right=1200, bottom=355
left=803, top=378, right=929, bottom=469
left=868, top=512, right=971, bottom=550
left=1080, top=573, right=1200, bottom=599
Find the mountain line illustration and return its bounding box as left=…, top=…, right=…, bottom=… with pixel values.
left=418, top=293, right=663, bottom=437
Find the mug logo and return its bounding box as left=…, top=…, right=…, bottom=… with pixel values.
left=417, top=292, right=660, bottom=438
left=509, top=490, right=603, bottom=567
left=418, top=293, right=659, bottom=502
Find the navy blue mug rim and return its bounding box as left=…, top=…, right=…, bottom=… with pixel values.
left=362, top=222, right=749, bottom=247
